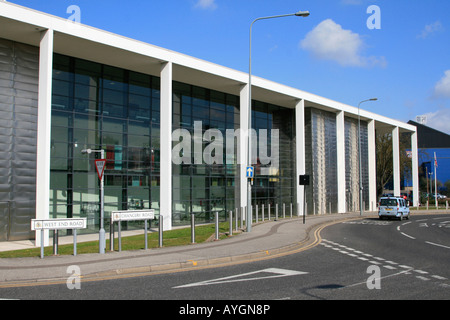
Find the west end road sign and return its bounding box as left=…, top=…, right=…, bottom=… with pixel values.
left=31, top=218, right=87, bottom=231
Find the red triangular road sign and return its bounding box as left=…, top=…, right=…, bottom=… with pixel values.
left=95, top=159, right=107, bottom=180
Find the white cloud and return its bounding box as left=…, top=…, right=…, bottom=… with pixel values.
left=300, top=19, right=386, bottom=68
left=434, top=70, right=450, bottom=99
left=195, top=0, right=217, bottom=10
left=421, top=109, right=450, bottom=134
left=417, top=21, right=443, bottom=39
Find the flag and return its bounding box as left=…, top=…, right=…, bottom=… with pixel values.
left=434, top=152, right=438, bottom=168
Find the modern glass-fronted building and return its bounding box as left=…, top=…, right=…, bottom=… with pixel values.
left=0, top=2, right=419, bottom=244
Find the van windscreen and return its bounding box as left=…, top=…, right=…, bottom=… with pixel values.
left=380, top=199, right=397, bottom=206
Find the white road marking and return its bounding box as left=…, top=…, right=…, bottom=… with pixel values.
left=173, top=268, right=308, bottom=289
left=426, top=241, right=450, bottom=250
left=400, top=232, right=416, bottom=240
left=321, top=239, right=449, bottom=288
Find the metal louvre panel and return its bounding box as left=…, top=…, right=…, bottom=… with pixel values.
left=344, top=117, right=369, bottom=212
left=0, top=38, right=39, bottom=241
left=305, top=108, right=338, bottom=215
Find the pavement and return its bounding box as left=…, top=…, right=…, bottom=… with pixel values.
left=0, top=210, right=447, bottom=287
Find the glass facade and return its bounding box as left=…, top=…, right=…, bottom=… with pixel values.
left=50, top=54, right=297, bottom=232
left=251, top=101, right=296, bottom=210
left=51, top=54, right=160, bottom=234
left=172, top=82, right=240, bottom=225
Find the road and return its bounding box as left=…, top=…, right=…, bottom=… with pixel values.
left=1, top=214, right=449, bottom=302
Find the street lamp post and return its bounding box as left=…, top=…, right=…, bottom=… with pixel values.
left=357, top=98, right=377, bottom=216
left=247, top=10, right=309, bottom=232
left=82, top=148, right=106, bottom=254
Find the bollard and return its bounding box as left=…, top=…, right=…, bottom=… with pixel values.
left=40, top=230, right=44, bottom=259
left=235, top=208, right=238, bottom=232
left=159, top=215, right=163, bottom=248
left=268, top=204, right=271, bottom=220
left=73, top=229, right=77, bottom=256
left=118, top=221, right=122, bottom=252
left=110, top=219, right=114, bottom=251
left=191, top=213, right=195, bottom=244
left=262, top=204, right=265, bottom=222
left=275, top=203, right=278, bottom=220
left=290, top=203, right=293, bottom=218
left=283, top=203, right=286, bottom=219
left=215, top=212, right=219, bottom=241
left=144, top=219, right=148, bottom=250
left=229, top=210, right=233, bottom=236
left=53, top=230, right=59, bottom=256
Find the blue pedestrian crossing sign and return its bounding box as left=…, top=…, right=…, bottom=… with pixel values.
left=246, top=166, right=254, bottom=179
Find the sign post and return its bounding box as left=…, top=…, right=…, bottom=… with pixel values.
left=31, top=218, right=87, bottom=258
left=95, top=157, right=106, bottom=254
left=111, top=210, right=155, bottom=251
left=246, top=166, right=254, bottom=232
left=299, top=175, right=310, bottom=224
left=82, top=148, right=107, bottom=254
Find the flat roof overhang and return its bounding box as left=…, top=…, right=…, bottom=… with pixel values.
left=0, top=2, right=416, bottom=133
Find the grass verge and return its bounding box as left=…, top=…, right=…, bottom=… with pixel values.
left=0, top=222, right=236, bottom=259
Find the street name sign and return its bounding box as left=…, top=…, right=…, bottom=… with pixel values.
left=111, top=210, right=155, bottom=252
left=31, top=218, right=87, bottom=259
left=31, top=218, right=87, bottom=231
left=111, top=210, right=155, bottom=222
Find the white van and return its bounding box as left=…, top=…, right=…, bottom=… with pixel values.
left=378, top=197, right=410, bottom=220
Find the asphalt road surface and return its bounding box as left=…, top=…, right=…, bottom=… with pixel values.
left=1, top=214, right=448, bottom=302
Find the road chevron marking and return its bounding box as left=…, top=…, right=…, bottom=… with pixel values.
left=173, top=268, right=308, bottom=289
left=321, top=239, right=449, bottom=286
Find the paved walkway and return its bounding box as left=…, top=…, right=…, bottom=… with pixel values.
left=0, top=210, right=447, bottom=287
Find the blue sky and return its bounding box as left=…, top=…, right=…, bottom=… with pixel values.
left=9, top=0, right=450, bottom=133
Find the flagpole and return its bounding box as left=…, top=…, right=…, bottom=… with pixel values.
left=434, top=152, right=438, bottom=208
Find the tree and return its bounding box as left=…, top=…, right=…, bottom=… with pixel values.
left=376, top=131, right=393, bottom=197
left=375, top=130, right=413, bottom=198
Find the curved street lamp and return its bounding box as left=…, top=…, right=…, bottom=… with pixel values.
left=247, top=10, right=310, bottom=232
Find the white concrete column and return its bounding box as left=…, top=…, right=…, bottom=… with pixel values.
left=392, top=126, right=401, bottom=197
left=411, top=131, right=419, bottom=207
left=35, top=29, right=54, bottom=246
left=336, top=111, right=346, bottom=213
left=368, top=120, right=377, bottom=211
left=295, top=100, right=306, bottom=216
left=239, top=84, right=249, bottom=209
left=160, top=62, right=172, bottom=230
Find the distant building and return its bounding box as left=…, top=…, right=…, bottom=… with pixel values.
left=407, top=120, right=450, bottom=194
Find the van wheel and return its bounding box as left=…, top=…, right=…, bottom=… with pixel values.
left=399, top=214, right=403, bottom=221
